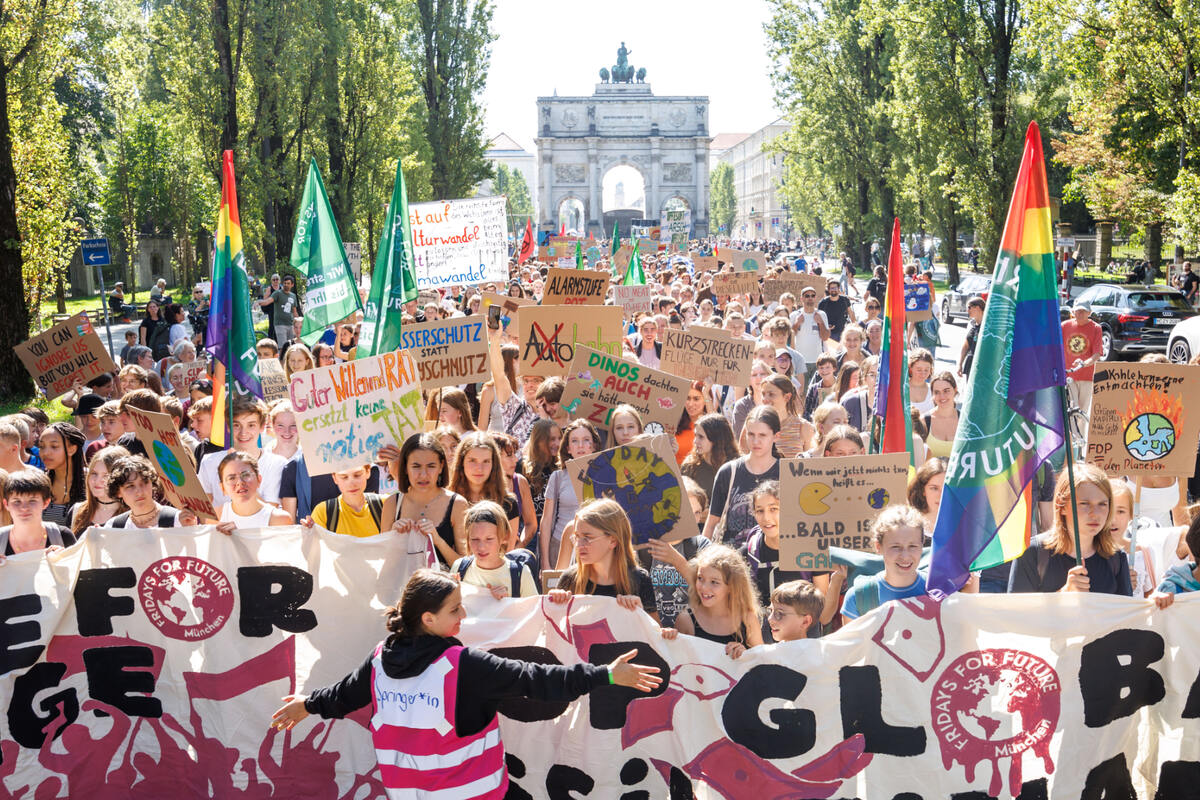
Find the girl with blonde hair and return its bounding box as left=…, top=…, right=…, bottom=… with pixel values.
left=661, top=544, right=763, bottom=658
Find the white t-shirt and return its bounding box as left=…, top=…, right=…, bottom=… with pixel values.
left=789, top=309, right=829, bottom=363
left=219, top=501, right=277, bottom=529
left=452, top=556, right=538, bottom=598
left=199, top=449, right=287, bottom=507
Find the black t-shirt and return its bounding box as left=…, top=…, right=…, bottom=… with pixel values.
left=818, top=296, right=853, bottom=339
left=737, top=531, right=812, bottom=608
left=565, top=566, right=658, bottom=614
left=963, top=319, right=981, bottom=375
left=3, top=523, right=76, bottom=556
left=1183, top=272, right=1200, bottom=298
left=866, top=278, right=886, bottom=305
left=709, top=457, right=780, bottom=548
left=116, top=432, right=147, bottom=459
left=1008, top=538, right=1132, bottom=596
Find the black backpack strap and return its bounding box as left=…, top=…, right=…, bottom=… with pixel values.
left=508, top=556, right=523, bottom=598
left=44, top=523, right=64, bottom=547
left=457, top=555, right=474, bottom=580
left=323, top=497, right=340, bottom=531
left=366, top=494, right=384, bottom=531
left=110, top=512, right=130, bottom=528
left=159, top=508, right=177, bottom=527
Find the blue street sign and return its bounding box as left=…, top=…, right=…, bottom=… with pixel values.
left=81, top=237, right=111, bottom=267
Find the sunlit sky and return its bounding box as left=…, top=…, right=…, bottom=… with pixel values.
left=482, top=0, right=781, bottom=153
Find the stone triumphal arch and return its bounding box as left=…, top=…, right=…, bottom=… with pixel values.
left=536, top=44, right=710, bottom=239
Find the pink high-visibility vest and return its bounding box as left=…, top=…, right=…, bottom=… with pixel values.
left=370, top=643, right=506, bottom=799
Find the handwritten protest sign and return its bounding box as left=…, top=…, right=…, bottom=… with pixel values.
left=179, top=359, right=209, bottom=388
left=344, top=241, right=362, bottom=282
left=586, top=245, right=602, bottom=266
left=257, top=358, right=289, bottom=402
left=711, top=271, right=760, bottom=296
left=567, top=434, right=697, bottom=546
left=612, top=284, right=653, bottom=314
left=517, top=305, right=623, bottom=378
left=125, top=406, right=217, bottom=521
left=661, top=325, right=754, bottom=385
left=717, top=248, right=768, bottom=272
left=762, top=273, right=827, bottom=302
left=542, top=268, right=609, bottom=305
left=662, top=208, right=691, bottom=251
left=16, top=313, right=117, bottom=400
left=690, top=253, right=718, bottom=272
left=481, top=291, right=534, bottom=332
left=289, top=350, right=423, bottom=475
left=561, top=345, right=691, bottom=435
left=556, top=257, right=574, bottom=270
left=399, top=316, right=491, bottom=390
left=614, top=246, right=633, bottom=273
left=409, top=197, right=507, bottom=289
left=779, top=453, right=910, bottom=570
left=1086, top=363, right=1200, bottom=476
left=549, top=236, right=580, bottom=252
left=905, top=282, right=933, bottom=321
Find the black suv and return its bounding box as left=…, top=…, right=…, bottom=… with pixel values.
left=940, top=274, right=992, bottom=324
left=1061, top=284, right=1196, bottom=359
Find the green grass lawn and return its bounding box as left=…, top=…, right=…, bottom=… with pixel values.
left=0, top=394, right=74, bottom=425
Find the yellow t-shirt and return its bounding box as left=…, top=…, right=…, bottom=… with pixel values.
left=452, top=556, right=538, bottom=598
left=312, top=495, right=382, bottom=538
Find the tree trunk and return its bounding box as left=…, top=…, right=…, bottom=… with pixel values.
left=1145, top=221, right=1163, bottom=279
left=212, top=0, right=238, bottom=171
left=857, top=173, right=870, bottom=269
left=0, top=66, right=32, bottom=397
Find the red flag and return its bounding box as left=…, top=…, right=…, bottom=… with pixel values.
left=589, top=229, right=595, bottom=242
left=559, top=222, right=565, bottom=236
left=518, top=218, right=534, bottom=263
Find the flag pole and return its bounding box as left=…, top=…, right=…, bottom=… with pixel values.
left=1057, top=384, right=1084, bottom=565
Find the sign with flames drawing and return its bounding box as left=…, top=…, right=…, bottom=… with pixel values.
left=6, top=530, right=1200, bottom=799
left=1086, top=363, right=1200, bottom=476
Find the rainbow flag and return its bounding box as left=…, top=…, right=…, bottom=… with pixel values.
left=871, top=217, right=913, bottom=464
left=928, top=122, right=1067, bottom=597
left=206, top=150, right=262, bottom=447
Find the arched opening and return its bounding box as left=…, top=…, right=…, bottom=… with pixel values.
left=556, top=197, right=585, bottom=235
left=661, top=195, right=690, bottom=216
left=602, top=164, right=646, bottom=239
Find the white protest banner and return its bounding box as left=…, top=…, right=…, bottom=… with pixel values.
left=779, top=453, right=910, bottom=570
left=257, top=357, right=289, bottom=402
left=16, top=313, right=117, bottom=399
left=556, top=257, right=574, bottom=270
left=289, top=350, right=423, bottom=475
left=125, top=406, right=218, bottom=521
left=661, top=325, right=754, bottom=385
left=398, top=315, right=491, bottom=390
left=6, top=535, right=1200, bottom=799
left=409, top=196, right=507, bottom=289
left=662, top=207, right=691, bottom=251
left=344, top=241, right=362, bottom=282
left=612, top=284, right=653, bottom=314
left=1086, top=363, right=1200, bottom=476
left=0, top=526, right=428, bottom=798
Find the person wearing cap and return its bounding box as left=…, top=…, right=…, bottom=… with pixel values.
left=789, top=286, right=829, bottom=386
left=1061, top=301, right=1102, bottom=432
left=108, top=282, right=135, bottom=319
left=257, top=273, right=282, bottom=332
left=71, top=393, right=108, bottom=454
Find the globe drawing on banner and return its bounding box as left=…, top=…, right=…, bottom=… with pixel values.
left=868, top=487, right=890, bottom=509
left=153, top=440, right=186, bottom=486
left=1120, top=388, right=1183, bottom=463
left=580, top=445, right=681, bottom=545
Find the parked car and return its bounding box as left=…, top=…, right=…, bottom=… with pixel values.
left=1167, top=315, right=1200, bottom=363
left=940, top=274, right=993, bottom=324
left=1062, top=284, right=1196, bottom=360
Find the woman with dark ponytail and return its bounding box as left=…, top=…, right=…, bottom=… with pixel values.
left=270, top=569, right=662, bottom=798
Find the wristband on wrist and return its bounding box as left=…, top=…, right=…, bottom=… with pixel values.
left=607, top=667, right=615, bottom=685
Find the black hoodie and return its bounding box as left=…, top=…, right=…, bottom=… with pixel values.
left=304, top=634, right=610, bottom=737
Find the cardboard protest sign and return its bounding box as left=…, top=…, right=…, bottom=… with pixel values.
left=549, top=236, right=580, bottom=252
left=289, top=350, right=423, bottom=475
left=614, top=245, right=633, bottom=273
left=762, top=273, right=827, bottom=302
left=690, top=253, right=718, bottom=272
left=542, top=267, right=609, bottom=305
left=662, top=207, right=691, bottom=251
left=125, top=406, right=217, bottom=521
left=537, top=245, right=555, bottom=263
left=586, top=245, right=602, bottom=267
left=16, top=313, right=117, bottom=400
left=905, top=282, right=933, bottom=321
left=398, top=315, right=491, bottom=390
left=481, top=290, right=534, bottom=332
left=717, top=248, right=768, bottom=272
left=779, top=453, right=910, bottom=570
left=1086, top=363, right=1200, bottom=476
left=179, top=359, right=209, bottom=388
left=612, top=284, right=653, bottom=314
left=257, top=357, right=289, bottom=402
left=556, top=257, right=574, bottom=270
left=661, top=325, right=754, bottom=385
left=408, top=196, right=507, bottom=289
left=517, top=304, right=623, bottom=378
left=712, top=271, right=761, bottom=296
left=561, top=345, right=692, bottom=435
left=566, top=434, right=697, bottom=546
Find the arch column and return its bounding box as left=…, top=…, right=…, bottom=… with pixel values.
left=649, top=138, right=662, bottom=221
left=587, top=138, right=600, bottom=233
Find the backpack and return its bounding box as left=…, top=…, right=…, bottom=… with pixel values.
left=456, top=551, right=537, bottom=597
left=0, top=523, right=65, bottom=553
left=321, top=493, right=383, bottom=534
left=107, top=508, right=178, bottom=528
left=149, top=318, right=172, bottom=360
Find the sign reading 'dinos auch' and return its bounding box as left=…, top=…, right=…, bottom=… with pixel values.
left=517, top=304, right=623, bottom=378
left=398, top=315, right=491, bottom=390
left=561, top=345, right=691, bottom=435
left=541, top=267, right=610, bottom=305
left=661, top=325, right=754, bottom=386
left=289, top=350, right=423, bottom=475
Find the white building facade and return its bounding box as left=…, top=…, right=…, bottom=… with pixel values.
left=716, top=117, right=789, bottom=240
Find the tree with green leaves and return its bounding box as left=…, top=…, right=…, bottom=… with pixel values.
left=493, top=163, right=533, bottom=231
left=710, top=162, right=736, bottom=235
left=411, top=0, right=495, bottom=200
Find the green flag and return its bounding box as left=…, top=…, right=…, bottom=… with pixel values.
left=622, top=240, right=646, bottom=286
left=359, top=160, right=418, bottom=358
left=610, top=221, right=619, bottom=257
left=575, top=240, right=584, bottom=270
left=291, top=158, right=363, bottom=346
